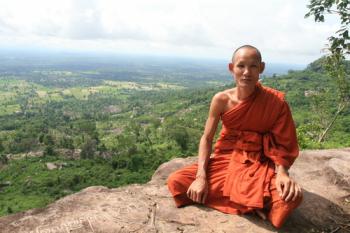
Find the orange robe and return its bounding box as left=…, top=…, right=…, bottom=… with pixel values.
left=167, top=82, right=303, bottom=228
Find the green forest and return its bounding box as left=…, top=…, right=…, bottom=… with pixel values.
left=0, top=55, right=349, bottom=216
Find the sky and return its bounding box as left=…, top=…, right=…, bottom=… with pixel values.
left=0, top=0, right=341, bottom=65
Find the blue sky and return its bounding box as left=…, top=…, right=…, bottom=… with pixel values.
left=0, top=0, right=341, bottom=64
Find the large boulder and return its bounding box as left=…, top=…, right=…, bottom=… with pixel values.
left=0, top=148, right=349, bottom=233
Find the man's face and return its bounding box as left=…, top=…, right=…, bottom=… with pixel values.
left=229, top=48, right=264, bottom=88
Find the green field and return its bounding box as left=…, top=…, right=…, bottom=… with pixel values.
left=0, top=55, right=349, bottom=216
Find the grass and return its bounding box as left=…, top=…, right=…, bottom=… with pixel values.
left=0, top=104, right=20, bottom=116
left=0, top=156, right=152, bottom=216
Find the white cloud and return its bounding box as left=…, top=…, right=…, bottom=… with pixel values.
left=0, top=0, right=342, bottom=64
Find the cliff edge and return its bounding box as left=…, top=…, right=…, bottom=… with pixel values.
left=0, top=148, right=349, bottom=233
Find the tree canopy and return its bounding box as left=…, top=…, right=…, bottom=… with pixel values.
left=305, top=0, right=350, bottom=55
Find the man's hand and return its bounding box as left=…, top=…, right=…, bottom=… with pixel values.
left=186, top=177, right=208, bottom=204
left=275, top=171, right=302, bottom=202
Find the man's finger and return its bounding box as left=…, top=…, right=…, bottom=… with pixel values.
left=281, top=181, right=291, bottom=200
left=186, top=188, right=191, bottom=199
left=292, top=187, right=299, bottom=201
left=285, top=184, right=295, bottom=202
left=197, top=192, right=203, bottom=203
left=292, top=185, right=300, bottom=201
left=193, top=192, right=198, bottom=202
left=197, top=192, right=202, bottom=203
left=255, top=209, right=267, bottom=220
left=188, top=189, right=194, bottom=201
left=201, top=190, right=208, bottom=204
left=276, top=181, right=283, bottom=197
left=297, top=185, right=302, bottom=198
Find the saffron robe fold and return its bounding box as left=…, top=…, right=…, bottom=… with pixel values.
left=167, top=82, right=302, bottom=228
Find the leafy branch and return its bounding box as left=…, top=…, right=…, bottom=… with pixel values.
left=305, top=0, right=349, bottom=142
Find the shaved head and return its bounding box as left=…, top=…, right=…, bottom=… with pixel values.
left=232, top=45, right=262, bottom=63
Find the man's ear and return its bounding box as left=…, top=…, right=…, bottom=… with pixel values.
left=228, top=63, right=234, bottom=72
left=260, top=62, right=265, bottom=74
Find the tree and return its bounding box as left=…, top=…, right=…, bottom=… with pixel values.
left=305, top=0, right=349, bottom=55
left=305, top=0, right=350, bottom=142
left=167, top=127, right=189, bottom=152
left=0, top=142, right=4, bottom=152
left=43, top=134, right=54, bottom=146
left=0, top=154, right=8, bottom=165
left=80, top=137, right=97, bottom=159
left=44, top=145, right=55, bottom=156
left=318, top=52, right=349, bottom=142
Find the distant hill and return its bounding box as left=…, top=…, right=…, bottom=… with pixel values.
left=0, top=51, right=305, bottom=86
left=263, top=63, right=305, bottom=76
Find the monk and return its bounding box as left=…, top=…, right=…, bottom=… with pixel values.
left=167, top=45, right=303, bottom=228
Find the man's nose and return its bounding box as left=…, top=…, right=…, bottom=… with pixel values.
left=243, top=67, right=251, bottom=75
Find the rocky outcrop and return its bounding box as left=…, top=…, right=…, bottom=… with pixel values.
left=0, top=149, right=349, bottom=233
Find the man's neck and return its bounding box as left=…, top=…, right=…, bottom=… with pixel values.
left=236, top=85, right=256, bottom=101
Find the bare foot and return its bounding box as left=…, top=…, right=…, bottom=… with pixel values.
left=255, top=209, right=267, bottom=220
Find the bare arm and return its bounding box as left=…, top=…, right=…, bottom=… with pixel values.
left=196, top=99, right=222, bottom=178
left=186, top=93, right=225, bottom=203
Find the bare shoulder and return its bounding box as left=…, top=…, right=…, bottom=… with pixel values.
left=212, top=88, right=235, bottom=103
left=210, top=88, right=235, bottom=115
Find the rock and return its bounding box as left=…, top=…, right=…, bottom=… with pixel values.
left=104, top=105, right=121, bottom=114
left=56, top=149, right=81, bottom=160
left=0, top=181, right=11, bottom=186
left=0, top=148, right=349, bottom=233
left=46, top=162, right=58, bottom=170
left=326, top=158, right=350, bottom=188
left=0, top=181, right=11, bottom=188
left=46, top=162, right=68, bottom=170
left=0, top=181, right=11, bottom=192
left=149, top=157, right=196, bottom=185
